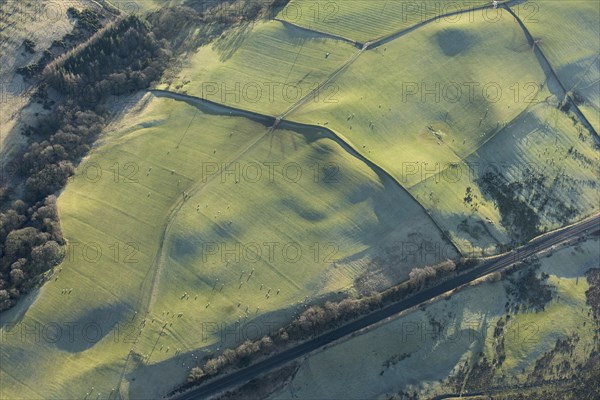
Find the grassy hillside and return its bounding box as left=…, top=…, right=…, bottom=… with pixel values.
left=277, top=0, right=490, bottom=43
left=511, top=0, right=600, bottom=133
left=160, top=20, right=358, bottom=115
left=269, top=237, right=600, bottom=399
left=285, top=9, right=563, bottom=253
left=1, top=0, right=597, bottom=398
left=0, top=93, right=452, bottom=399
left=159, top=1, right=600, bottom=255
left=410, top=100, right=599, bottom=253
left=0, top=94, right=265, bottom=399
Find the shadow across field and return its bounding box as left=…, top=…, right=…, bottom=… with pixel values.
left=213, top=21, right=254, bottom=62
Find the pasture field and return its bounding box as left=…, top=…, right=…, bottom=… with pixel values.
left=121, top=100, right=457, bottom=397
left=488, top=239, right=599, bottom=377
left=0, top=92, right=452, bottom=399
left=511, top=0, right=600, bottom=133
left=410, top=99, right=600, bottom=253
left=276, top=0, right=490, bottom=44
left=2, top=0, right=598, bottom=398
left=286, top=9, right=553, bottom=253
left=270, top=237, right=600, bottom=399
left=104, top=0, right=185, bottom=13
left=464, top=101, right=599, bottom=232
left=288, top=9, right=546, bottom=180
left=0, top=94, right=267, bottom=399
left=159, top=20, right=358, bottom=116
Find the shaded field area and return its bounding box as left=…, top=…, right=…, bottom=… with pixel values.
left=159, top=20, right=358, bottom=115
left=1, top=0, right=598, bottom=398
left=0, top=94, right=451, bottom=399
left=511, top=0, right=600, bottom=133
left=269, top=237, right=600, bottom=399
left=285, top=7, right=593, bottom=254
left=276, top=0, right=490, bottom=43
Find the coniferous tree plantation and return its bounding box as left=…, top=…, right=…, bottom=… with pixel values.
left=1, top=12, right=172, bottom=311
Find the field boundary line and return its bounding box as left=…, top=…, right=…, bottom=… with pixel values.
left=274, top=18, right=361, bottom=47
left=406, top=104, right=535, bottom=192
left=279, top=0, right=527, bottom=121
left=366, top=0, right=526, bottom=49
left=147, top=89, right=463, bottom=256
left=148, top=88, right=463, bottom=255
left=278, top=44, right=368, bottom=120
left=279, top=119, right=463, bottom=256
left=503, top=3, right=599, bottom=141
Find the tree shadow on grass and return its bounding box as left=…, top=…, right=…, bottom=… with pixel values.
left=123, top=290, right=344, bottom=399
left=212, top=21, right=254, bottom=62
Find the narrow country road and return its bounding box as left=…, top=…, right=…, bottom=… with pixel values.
left=170, top=213, right=600, bottom=400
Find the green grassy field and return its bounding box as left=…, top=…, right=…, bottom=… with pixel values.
left=104, top=0, right=186, bottom=13
left=125, top=119, right=455, bottom=399
left=277, top=0, right=490, bottom=43
left=465, top=101, right=599, bottom=229
left=285, top=9, right=559, bottom=253
left=270, top=237, right=600, bottom=399
left=410, top=98, right=599, bottom=253
left=0, top=93, right=452, bottom=399
left=0, top=94, right=266, bottom=399
left=2, top=0, right=598, bottom=398
left=160, top=1, right=600, bottom=255
left=159, top=19, right=358, bottom=115
left=511, top=0, right=600, bottom=133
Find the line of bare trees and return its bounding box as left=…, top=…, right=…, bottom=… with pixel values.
left=187, top=261, right=461, bottom=384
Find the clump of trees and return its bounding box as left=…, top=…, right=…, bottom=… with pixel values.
left=586, top=268, right=600, bottom=322
left=188, top=337, right=274, bottom=383
left=2, top=0, right=294, bottom=313
left=17, top=8, right=107, bottom=79
left=478, top=170, right=541, bottom=242
left=505, top=264, right=554, bottom=312
left=44, top=15, right=172, bottom=103
left=66, top=7, right=103, bottom=39
left=0, top=196, right=65, bottom=310
left=22, top=39, right=36, bottom=54
left=408, top=265, right=437, bottom=287
left=0, top=11, right=171, bottom=311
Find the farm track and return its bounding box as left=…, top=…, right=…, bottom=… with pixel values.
left=115, top=103, right=278, bottom=398
left=171, top=213, right=600, bottom=400
left=109, top=0, right=598, bottom=396
left=366, top=1, right=523, bottom=49
left=502, top=4, right=600, bottom=142
left=277, top=44, right=368, bottom=121
left=278, top=0, right=526, bottom=120
left=113, top=81, right=464, bottom=394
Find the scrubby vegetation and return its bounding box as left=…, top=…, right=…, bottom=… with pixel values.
left=22, top=39, right=36, bottom=54
left=585, top=268, right=600, bottom=321
left=44, top=15, right=171, bottom=103
left=478, top=170, right=541, bottom=242
left=16, top=7, right=108, bottom=79
left=505, top=263, right=554, bottom=313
